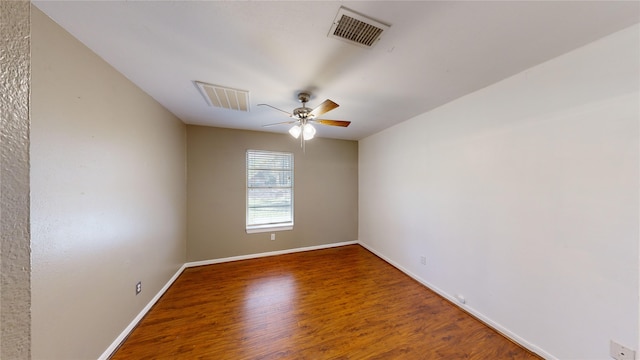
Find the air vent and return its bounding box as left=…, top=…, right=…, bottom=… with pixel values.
left=328, top=7, right=390, bottom=48
left=195, top=81, right=250, bottom=112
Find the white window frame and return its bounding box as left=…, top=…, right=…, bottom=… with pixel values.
left=246, top=149, right=294, bottom=233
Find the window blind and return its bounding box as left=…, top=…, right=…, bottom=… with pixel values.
left=246, top=150, right=294, bottom=232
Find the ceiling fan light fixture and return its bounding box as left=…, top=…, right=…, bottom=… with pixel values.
left=261, top=92, right=347, bottom=143
left=302, top=124, right=316, bottom=140
left=289, top=125, right=302, bottom=139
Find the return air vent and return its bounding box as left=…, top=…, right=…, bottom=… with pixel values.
left=196, top=81, right=250, bottom=112
left=328, top=7, right=390, bottom=48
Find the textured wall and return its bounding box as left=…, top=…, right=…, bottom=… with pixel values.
left=0, top=0, right=31, bottom=359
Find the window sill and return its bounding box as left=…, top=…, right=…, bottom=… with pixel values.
left=246, top=224, right=293, bottom=234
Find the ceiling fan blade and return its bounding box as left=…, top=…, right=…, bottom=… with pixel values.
left=310, top=99, right=339, bottom=118
left=262, top=120, right=298, bottom=128
left=313, top=119, right=351, bottom=127
left=257, top=103, right=293, bottom=117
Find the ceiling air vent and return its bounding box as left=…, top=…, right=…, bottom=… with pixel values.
left=195, top=81, right=250, bottom=112
left=328, top=7, right=390, bottom=48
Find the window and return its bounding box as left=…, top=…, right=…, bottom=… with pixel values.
left=246, top=150, right=294, bottom=233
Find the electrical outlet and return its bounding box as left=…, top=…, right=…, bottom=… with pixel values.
left=420, top=256, right=426, bottom=265
left=270, top=233, right=275, bottom=241
left=610, top=340, right=635, bottom=360
left=136, top=281, right=142, bottom=295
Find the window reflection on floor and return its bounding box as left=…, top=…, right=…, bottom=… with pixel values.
left=241, top=273, right=298, bottom=353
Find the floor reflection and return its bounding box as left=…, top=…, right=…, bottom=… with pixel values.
left=240, top=273, right=298, bottom=355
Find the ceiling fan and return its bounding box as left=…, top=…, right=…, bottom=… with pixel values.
left=258, top=92, right=351, bottom=142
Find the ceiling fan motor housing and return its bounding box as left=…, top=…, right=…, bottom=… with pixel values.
left=293, top=107, right=313, bottom=120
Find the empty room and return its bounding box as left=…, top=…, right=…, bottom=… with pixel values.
left=2, top=1, right=638, bottom=359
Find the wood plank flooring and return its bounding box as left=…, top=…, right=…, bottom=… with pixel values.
left=111, top=245, right=541, bottom=359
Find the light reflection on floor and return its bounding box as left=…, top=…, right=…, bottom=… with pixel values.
left=241, top=273, right=299, bottom=355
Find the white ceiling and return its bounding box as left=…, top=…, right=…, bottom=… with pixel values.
left=33, top=1, right=639, bottom=141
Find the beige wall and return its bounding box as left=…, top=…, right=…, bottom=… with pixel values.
left=0, top=1, right=31, bottom=359
left=187, top=125, right=358, bottom=261
left=30, top=7, right=187, bottom=359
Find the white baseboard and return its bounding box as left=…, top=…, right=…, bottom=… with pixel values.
left=98, top=263, right=187, bottom=360
left=185, top=240, right=359, bottom=268
left=357, top=241, right=555, bottom=360
left=101, top=241, right=546, bottom=360
left=98, top=240, right=357, bottom=359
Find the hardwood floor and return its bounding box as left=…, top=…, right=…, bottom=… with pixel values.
left=111, top=245, right=541, bottom=359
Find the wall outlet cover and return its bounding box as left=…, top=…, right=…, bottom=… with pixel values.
left=610, top=340, right=635, bottom=360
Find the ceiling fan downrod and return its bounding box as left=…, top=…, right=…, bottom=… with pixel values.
left=293, top=92, right=313, bottom=120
